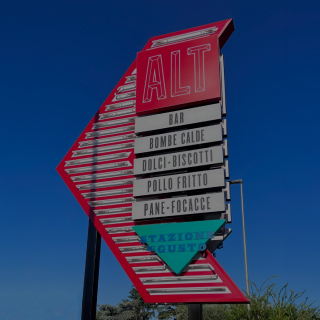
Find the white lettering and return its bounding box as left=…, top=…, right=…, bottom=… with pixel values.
left=143, top=55, right=167, bottom=102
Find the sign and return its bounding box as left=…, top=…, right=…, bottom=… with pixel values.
left=136, top=36, right=221, bottom=115
left=134, top=145, right=225, bottom=175
left=57, top=19, right=249, bottom=304
left=134, top=124, right=223, bottom=154
left=132, top=192, right=226, bottom=220
left=133, top=168, right=225, bottom=197
left=133, top=220, right=226, bottom=274
left=135, top=102, right=221, bottom=133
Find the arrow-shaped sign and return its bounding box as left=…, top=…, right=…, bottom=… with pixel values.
left=133, top=220, right=226, bottom=274
left=57, top=18, right=249, bottom=304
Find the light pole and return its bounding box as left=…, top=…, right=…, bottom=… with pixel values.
left=229, top=179, right=250, bottom=297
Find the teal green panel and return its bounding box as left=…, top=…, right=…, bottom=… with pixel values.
left=133, top=220, right=226, bottom=275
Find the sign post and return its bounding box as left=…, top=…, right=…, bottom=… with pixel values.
left=81, top=219, right=101, bottom=320
left=57, top=19, right=249, bottom=317
left=189, top=304, right=203, bottom=320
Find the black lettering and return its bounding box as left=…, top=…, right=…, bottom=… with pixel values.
left=155, top=137, right=159, bottom=148
left=206, top=196, right=211, bottom=209
left=180, top=112, right=184, bottom=123
left=183, top=199, right=187, bottom=212
left=195, top=198, right=199, bottom=210
left=160, top=136, right=166, bottom=148
left=177, top=200, right=181, bottom=212
left=183, top=176, right=187, bottom=188
left=205, top=150, right=209, bottom=162
left=186, top=132, right=190, bottom=143
left=155, top=202, right=160, bottom=215
left=203, top=173, right=207, bottom=185
left=201, top=197, right=205, bottom=210
left=150, top=203, right=153, bottom=215
left=182, top=154, right=186, bottom=166
left=197, top=174, right=202, bottom=185
left=193, top=152, right=198, bottom=164
left=192, top=175, right=196, bottom=187
left=181, top=133, right=185, bottom=144
left=173, top=155, right=177, bottom=167
left=199, top=151, right=203, bottom=162
left=174, top=113, right=178, bottom=124
left=195, top=130, right=200, bottom=142
left=171, top=200, right=175, bottom=213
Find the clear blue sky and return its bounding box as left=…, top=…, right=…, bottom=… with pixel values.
left=0, top=1, right=319, bottom=319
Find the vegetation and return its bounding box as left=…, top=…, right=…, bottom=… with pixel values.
left=96, top=286, right=157, bottom=320
left=97, top=277, right=320, bottom=320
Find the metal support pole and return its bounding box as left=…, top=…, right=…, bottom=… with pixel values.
left=188, top=304, right=203, bottom=320
left=81, top=219, right=101, bottom=320
left=229, top=179, right=250, bottom=296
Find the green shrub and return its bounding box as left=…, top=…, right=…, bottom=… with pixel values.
left=97, top=278, right=320, bottom=320
left=226, top=277, right=320, bottom=320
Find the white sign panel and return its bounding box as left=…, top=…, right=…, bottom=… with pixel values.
left=134, top=125, right=222, bottom=154
left=133, top=168, right=225, bottom=197
left=135, top=103, right=221, bottom=134
left=132, top=192, right=226, bottom=220
left=134, top=145, right=224, bottom=175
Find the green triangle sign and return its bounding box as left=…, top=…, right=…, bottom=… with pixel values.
left=133, top=220, right=226, bottom=275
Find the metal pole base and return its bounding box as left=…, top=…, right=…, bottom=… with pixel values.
left=188, top=304, right=203, bottom=320
left=81, top=219, right=101, bottom=320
